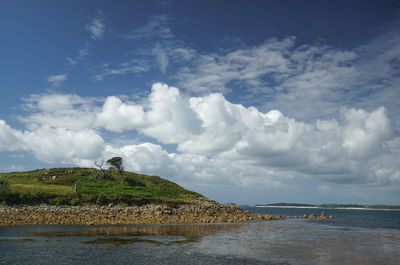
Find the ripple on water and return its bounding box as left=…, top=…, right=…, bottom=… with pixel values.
left=0, top=220, right=399, bottom=265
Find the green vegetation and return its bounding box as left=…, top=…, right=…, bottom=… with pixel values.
left=0, top=167, right=208, bottom=206
left=107, top=157, right=124, bottom=183
left=0, top=179, right=11, bottom=204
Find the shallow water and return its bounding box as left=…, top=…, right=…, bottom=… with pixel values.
left=0, top=208, right=399, bottom=265
left=246, top=206, right=400, bottom=230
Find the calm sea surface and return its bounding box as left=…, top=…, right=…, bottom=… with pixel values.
left=0, top=207, right=399, bottom=265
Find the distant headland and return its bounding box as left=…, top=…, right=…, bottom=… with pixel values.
left=255, top=203, right=400, bottom=210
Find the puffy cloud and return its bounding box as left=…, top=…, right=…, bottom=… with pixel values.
left=21, top=126, right=104, bottom=166
left=36, top=94, right=81, bottom=111
left=97, top=96, right=145, bottom=132
left=97, top=83, right=203, bottom=142
left=0, top=83, right=397, bottom=189
left=140, top=83, right=203, bottom=144
left=95, top=83, right=396, bottom=185
left=0, top=94, right=105, bottom=166
left=0, top=120, right=104, bottom=166
left=104, top=142, right=283, bottom=188
left=374, top=167, right=400, bottom=183
left=20, top=94, right=99, bottom=131
left=341, top=107, right=393, bottom=159
left=172, top=31, right=400, bottom=130
left=105, top=143, right=175, bottom=176
left=0, top=120, right=24, bottom=152
left=235, top=107, right=392, bottom=162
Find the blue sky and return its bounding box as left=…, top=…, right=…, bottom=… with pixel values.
left=1, top=0, right=400, bottom=204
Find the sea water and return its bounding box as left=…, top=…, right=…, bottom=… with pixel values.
left=0, top=207, right=399, bottom=265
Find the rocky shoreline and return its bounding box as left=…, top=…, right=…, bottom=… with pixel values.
left=0, top=202, right=280, bottom=226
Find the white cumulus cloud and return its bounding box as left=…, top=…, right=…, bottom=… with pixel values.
left=0, top=83, right=398, bottom=190
left=0, top=120, right=24, bottom=152
left=95, top=83, right=396, bottom=185
left=0, top=121, right=104, bottom=166
left=21, top=126, right=104, bottom=166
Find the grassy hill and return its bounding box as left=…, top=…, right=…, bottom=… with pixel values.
left=0, top=168, right=209, bottom=206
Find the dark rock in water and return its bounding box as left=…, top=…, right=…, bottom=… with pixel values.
left=308, top=214, right=317, bottom=219
left=320, top=212, right=328, bottom=219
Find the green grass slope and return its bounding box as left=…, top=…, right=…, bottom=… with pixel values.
left=0, top=168, right=209, bottom=206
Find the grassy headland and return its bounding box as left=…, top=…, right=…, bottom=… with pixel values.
left=0, top=168, right=284, bottom=226
left=0, top=168, right=339, bottom=226
left=0, top=167, right=208, bottom=206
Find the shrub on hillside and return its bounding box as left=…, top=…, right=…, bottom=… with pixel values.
left=96, top=193, right=108, bottom=205
left=0, top=179, right=11, bottom=204
left=124, top=177, right=145, bottom=187
left=0, top=179, right=10, bottom=193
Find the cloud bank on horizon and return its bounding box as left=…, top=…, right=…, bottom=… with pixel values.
left=0, top=1, right=399, bottom=204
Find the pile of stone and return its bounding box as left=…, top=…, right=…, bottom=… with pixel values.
left=301, top=212, right=333, bottom=219
left=0, top=202, right=281, bottom=226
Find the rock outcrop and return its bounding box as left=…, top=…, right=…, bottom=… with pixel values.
left=0, top=202, right=281, bottom=226
left=301, top=212, right=333, bottom=220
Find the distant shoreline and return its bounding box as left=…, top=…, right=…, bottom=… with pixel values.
left=255, top=205, right=400, bottom=211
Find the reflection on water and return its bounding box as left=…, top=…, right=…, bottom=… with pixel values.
left=0, top=237, right=36, bottom=243
left=82, top=237, right=163, bottom=246
left=0, top=220, right=399, bottom=265
left=33, top=223, right=243, bottom=245
left=196, top=220, right=400, bottom=265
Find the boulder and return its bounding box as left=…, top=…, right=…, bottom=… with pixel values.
left=319, top=212, right=328, bottom=219
left=308, top=213, right=317, bottom=219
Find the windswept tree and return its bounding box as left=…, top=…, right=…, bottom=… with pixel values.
left=107, top=156, right=124, bottom=183
left=94, top=159, right=107, bottom=180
